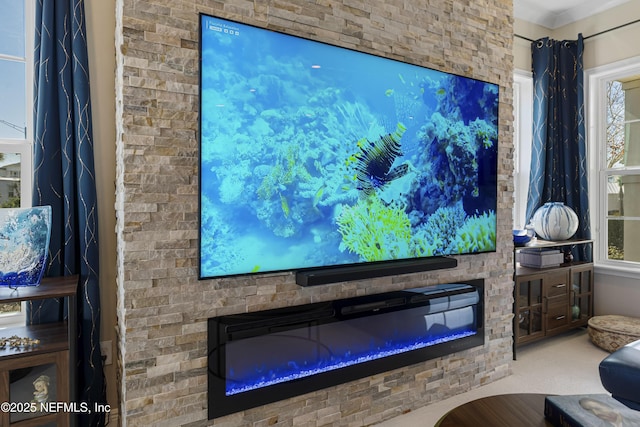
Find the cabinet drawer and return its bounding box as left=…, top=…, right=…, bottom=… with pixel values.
left=545, top=271, right=569, bottom=298
left=546, top=304, right=569, bottom=331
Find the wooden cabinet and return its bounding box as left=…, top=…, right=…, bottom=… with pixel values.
left=0, top=276, right=77, bottom=427
left=513, top=240, right=593, bottom=356
left=569, top=264, right=594, bottom=326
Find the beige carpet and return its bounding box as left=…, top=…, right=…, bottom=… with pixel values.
left=374, top=328, right=609, bottom=426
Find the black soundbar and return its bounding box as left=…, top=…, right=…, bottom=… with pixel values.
left=295, top=256, right=458, bottom=286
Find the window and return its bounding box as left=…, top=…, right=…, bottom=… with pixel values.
left=0, top=0, right=32, bottom=207
left=587, top=56, right=640, bottom=274
left=513, top=71, right=533, bottom=229
left=0, top=0, right=33, bottom=327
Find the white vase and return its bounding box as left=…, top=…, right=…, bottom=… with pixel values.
left=531, top=202, right=579, bottom=241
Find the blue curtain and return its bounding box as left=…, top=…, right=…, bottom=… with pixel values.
left=31, top=1, right=106, bottom=425
left=526, top=35, right=591, bottom=258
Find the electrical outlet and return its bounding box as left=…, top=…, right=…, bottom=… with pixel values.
left=100, top=340, right=113, bottom=366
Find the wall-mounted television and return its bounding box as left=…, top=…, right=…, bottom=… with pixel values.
left=198, top=13, right=499, bottom=281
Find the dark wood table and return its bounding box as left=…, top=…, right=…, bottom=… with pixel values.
left=435, top=393, right=554, bottom=427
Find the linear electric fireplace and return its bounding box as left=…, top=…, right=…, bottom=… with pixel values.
left=207, top=280, right=484, bottom=418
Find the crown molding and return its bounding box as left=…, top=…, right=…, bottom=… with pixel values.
left=514, top=0, right=631, bottom=29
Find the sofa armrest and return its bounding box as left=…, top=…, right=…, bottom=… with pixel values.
left=599, top=339, right=640, bottom=411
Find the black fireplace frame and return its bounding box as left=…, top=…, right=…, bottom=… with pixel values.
left=208, top=279, right=484, bottom=418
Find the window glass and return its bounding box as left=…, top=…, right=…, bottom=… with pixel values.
left=0, top=0, right=26, bottom=140
left=606, top=81, right=625, bottom=168
left=0, top=152, right=21, bottom=208
left=604, top=76, right=640, bottom=264
left=0, top=0, right=25, bottom=58
left=0, top=60, right=26, bottom=139
left=0, top=0, right=29, bottom=324
left=606, top=175, right=640, bottom=262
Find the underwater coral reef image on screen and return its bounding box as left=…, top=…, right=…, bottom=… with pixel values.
left=199, top=14, right=499, bottom=279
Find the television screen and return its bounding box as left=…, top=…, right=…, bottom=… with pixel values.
left=199, top=13, right=499, bottom=280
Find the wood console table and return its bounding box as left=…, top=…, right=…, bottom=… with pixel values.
left=436, top=394, right=553, bottom=427
left=513, top=239, right=594, bottom=359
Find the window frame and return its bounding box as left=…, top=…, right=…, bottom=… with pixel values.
left=586, top=55, right=640, bottom=278
left=0, top=0, right=33, bottom=207
left=0, top=0, right=34, bottom=327
left=513, top=70, right=533, bottom=230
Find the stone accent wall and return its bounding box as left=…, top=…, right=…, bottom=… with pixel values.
left=115, top=0, right=514, bottom=426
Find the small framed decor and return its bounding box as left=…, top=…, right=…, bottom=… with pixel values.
left=0, top=350, right=69, bottom=425
left=0, top=206, right=52, bottom=288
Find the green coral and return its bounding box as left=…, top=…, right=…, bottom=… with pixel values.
left=411, top=205, right=496, bottom=256
left=335, top=194, right=495, bottom=261
left=412, top=205, right=467, bottom=256
left=411, top=235, right=442, bottom=257
left=337, top=197, right=412, bottom=262
left=469, top=118, right=497, bottom=149
left=256, top=163, right=283, bottom=200
left=452, top=211, right=497, bottom=253
left=256, top=144, right=312, bottom=200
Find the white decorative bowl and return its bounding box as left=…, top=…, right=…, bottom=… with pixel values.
left=531, top=202, right=579, bottom=241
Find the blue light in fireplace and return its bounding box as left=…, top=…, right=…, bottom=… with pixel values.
left=225, top=307, right=477, bottom=396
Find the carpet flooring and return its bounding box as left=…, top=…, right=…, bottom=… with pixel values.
left=374, top=328, right=609, bottom=426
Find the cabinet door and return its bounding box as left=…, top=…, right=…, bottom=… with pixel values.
left=515, top=275, right=544, bottom=343
left=0, top=350, right=69, bottom=426
left=570, top=264, right=593, bottom=324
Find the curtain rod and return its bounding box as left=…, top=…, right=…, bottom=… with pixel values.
left=515, top=34, right=535, bottom=43
left=583, top=18, right=640, bottom=40
left=514, top=18, right=640, bottom=43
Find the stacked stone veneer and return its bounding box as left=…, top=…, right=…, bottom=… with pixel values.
left=114, top=0, right=515, bottom=426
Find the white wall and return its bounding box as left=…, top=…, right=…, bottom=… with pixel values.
left=595, top=272, right=640, bottom=317
left=85, top=0, right=118, bottom=415
left=513, top=1, right=640, bottom=318
left=554, top=2, right=640, bottom=70
left=515, top=2, right=640, bottom=72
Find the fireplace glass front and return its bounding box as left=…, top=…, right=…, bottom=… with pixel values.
left=208, top=280, right=484, bottom=418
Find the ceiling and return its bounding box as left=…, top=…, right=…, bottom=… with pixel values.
left=513, top=0, right=632, bottom=29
